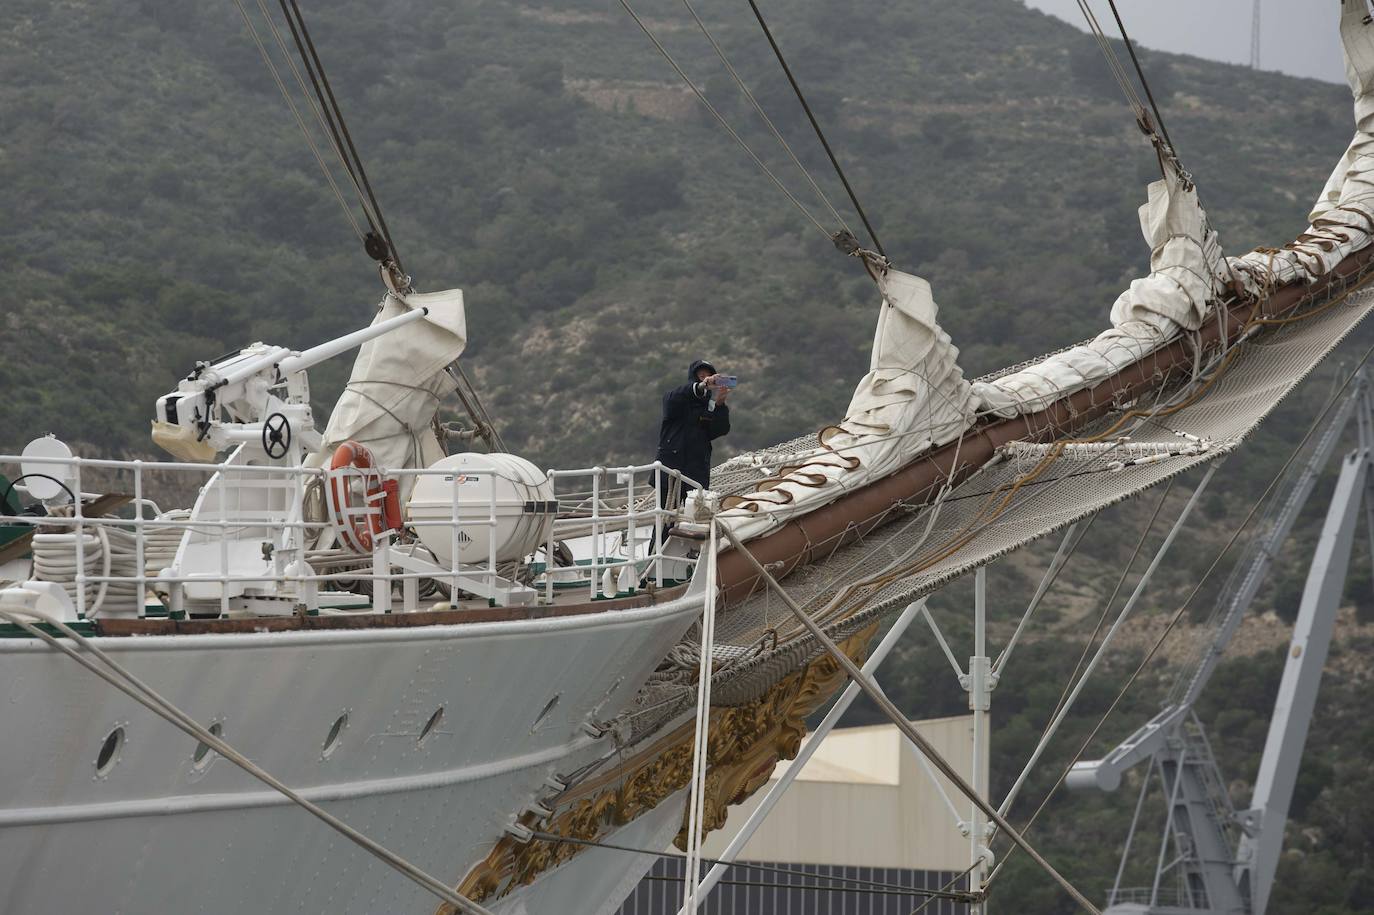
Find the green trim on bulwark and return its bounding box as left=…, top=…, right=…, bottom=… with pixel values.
left=0, top=619, right=98, bottom=639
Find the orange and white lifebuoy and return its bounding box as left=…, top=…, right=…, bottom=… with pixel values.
left=325, top=441, right=401, bottom=554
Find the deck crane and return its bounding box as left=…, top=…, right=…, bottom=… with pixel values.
left=1067, top=370, right=1374, bottom=915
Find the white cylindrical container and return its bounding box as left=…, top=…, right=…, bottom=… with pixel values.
left=407, top=453, right=557, bottom=567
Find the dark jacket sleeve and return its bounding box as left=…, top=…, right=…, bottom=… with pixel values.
left=709, top=403, right=730, bottom=440
left=664, top=382, right=707, bottom=417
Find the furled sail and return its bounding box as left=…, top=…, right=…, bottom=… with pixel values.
left=707, top=269, right=975, bottom=542
left=973, top=165, right=1228, bottom=417
left=1231, top=2, right=1374, bottom=293
left=704, top=161, right=1230, bottom=538
left=312, top=289, right=467, bottom=497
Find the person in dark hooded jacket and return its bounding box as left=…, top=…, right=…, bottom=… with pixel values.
left=656, top=359, right=730, bottom=509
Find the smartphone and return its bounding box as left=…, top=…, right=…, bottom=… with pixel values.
left=720, top=375, right=738, bottom=388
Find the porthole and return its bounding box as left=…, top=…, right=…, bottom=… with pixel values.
left=192, top=722, right=223, bottom=770
left=418, top=707, right=445, bottom=746
left=95, top=727, right=124, bottom=775
left=531, top=694, right=561, bottom=733
left=322, top=712, right=348, bottom=759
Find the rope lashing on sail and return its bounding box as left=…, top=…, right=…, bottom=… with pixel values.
left=0, top=608, right=496, bottom=915
left=740, top=0, right=886, bottom=258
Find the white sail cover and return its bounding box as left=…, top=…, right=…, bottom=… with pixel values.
left=708, top=269, right=975, bottom=542
left=973, top=167, right=1227, bottom=418
left=1231, top=3, right=1374, bottom=293
left=313, top=289, right=467, bottom=496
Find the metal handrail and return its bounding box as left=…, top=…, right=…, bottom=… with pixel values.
left=0, top=454, right=703, bottom=619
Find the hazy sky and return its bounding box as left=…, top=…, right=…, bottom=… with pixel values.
left=1024, top=1, right=1344, bottom=84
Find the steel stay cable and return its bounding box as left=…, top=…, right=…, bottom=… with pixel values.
left=0, top=609, right=494, bottom=915
left=1076, top=0, right=1145, bottom=116
left=740, top=0, right=885, bottom=256
left=993, top=471, right=1211, bottom=827
left=1104, top=0, right=1174, bottom=154
left=1044, top=478, right=1175, bottom=728
left=906, top=862, right=980, bottom=915
left=984, top=340, right=1374, bottom=888
left=675, top=0, right=853, bottom=238
left=526, top=831, right=975, bottom=901
left=720, top=522, right=1102, bottom=914
left=994, top=514, right=1097, bottom=675
left=282, top=0, right=406, bottom=278
left=228, top=0, right=366, bottom=242
left=270, top=0, right=382, bottom=236
left=615, top=0, right=834, bottom=241
left=449, top=361, right=507, bottom=453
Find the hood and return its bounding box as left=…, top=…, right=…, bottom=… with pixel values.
left=688, top=359, right=716, bottom=383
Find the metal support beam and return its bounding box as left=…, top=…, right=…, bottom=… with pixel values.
left=718, top=523, right=1102, bottom=915
left=969, top=566, right=993, bottom=912
left=679, top=599, right=925, bottom=911
left=1235, top=446, right=1370, bottom=914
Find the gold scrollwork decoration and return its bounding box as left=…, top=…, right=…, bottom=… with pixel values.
left=439, top=622, right=877, bottom=912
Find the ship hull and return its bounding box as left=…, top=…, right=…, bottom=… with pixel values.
left=0, top=595, right=701, bottom=914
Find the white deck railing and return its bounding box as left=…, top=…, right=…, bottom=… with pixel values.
left=0, top=453, right=703, bottom=620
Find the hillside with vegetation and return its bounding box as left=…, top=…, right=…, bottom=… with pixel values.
left=2, top=0, right=1371, bottom=911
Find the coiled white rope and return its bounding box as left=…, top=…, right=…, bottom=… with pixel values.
left=0, top=606, right=494, bottom=915
left=143, top=509, right=192, bottom=580
left=32, top=528, right=142, bottom=617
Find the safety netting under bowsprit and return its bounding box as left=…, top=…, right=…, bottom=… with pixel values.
left=613, top=285, right=1374, bottom=742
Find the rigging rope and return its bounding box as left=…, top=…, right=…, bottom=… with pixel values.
left=526, top=831, right=977, bottom=903
left=1073, top=0, right=1206, bottom=211
left=905, top=862, right=981, bottom=915
left=280, top=0, right=406, bottom=281
left=983, top=339, right=1374, bottom=888
left=741, top=0, right=886, bottom=258
left=268, top=0, right=382, bottom=237
left=674, top=0, right=855, bottom=238
left=1104, top=0, right=1175, bottom=156
left=226, top=0, right=409, bottom=281
left=1045, top=479, right=1175, bottom=728
left=228, top=0, right=366, bottom=242
left=615, top=0, right=834, bottom=241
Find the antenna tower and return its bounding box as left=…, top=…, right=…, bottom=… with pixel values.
left=1250, top=0, right=1262, bottom=70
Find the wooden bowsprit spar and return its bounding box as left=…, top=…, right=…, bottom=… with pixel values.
left=711, top=242, right=1374, bottom=607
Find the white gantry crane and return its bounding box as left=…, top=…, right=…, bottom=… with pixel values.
left=1068, top=371, right=1374, bottom=914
